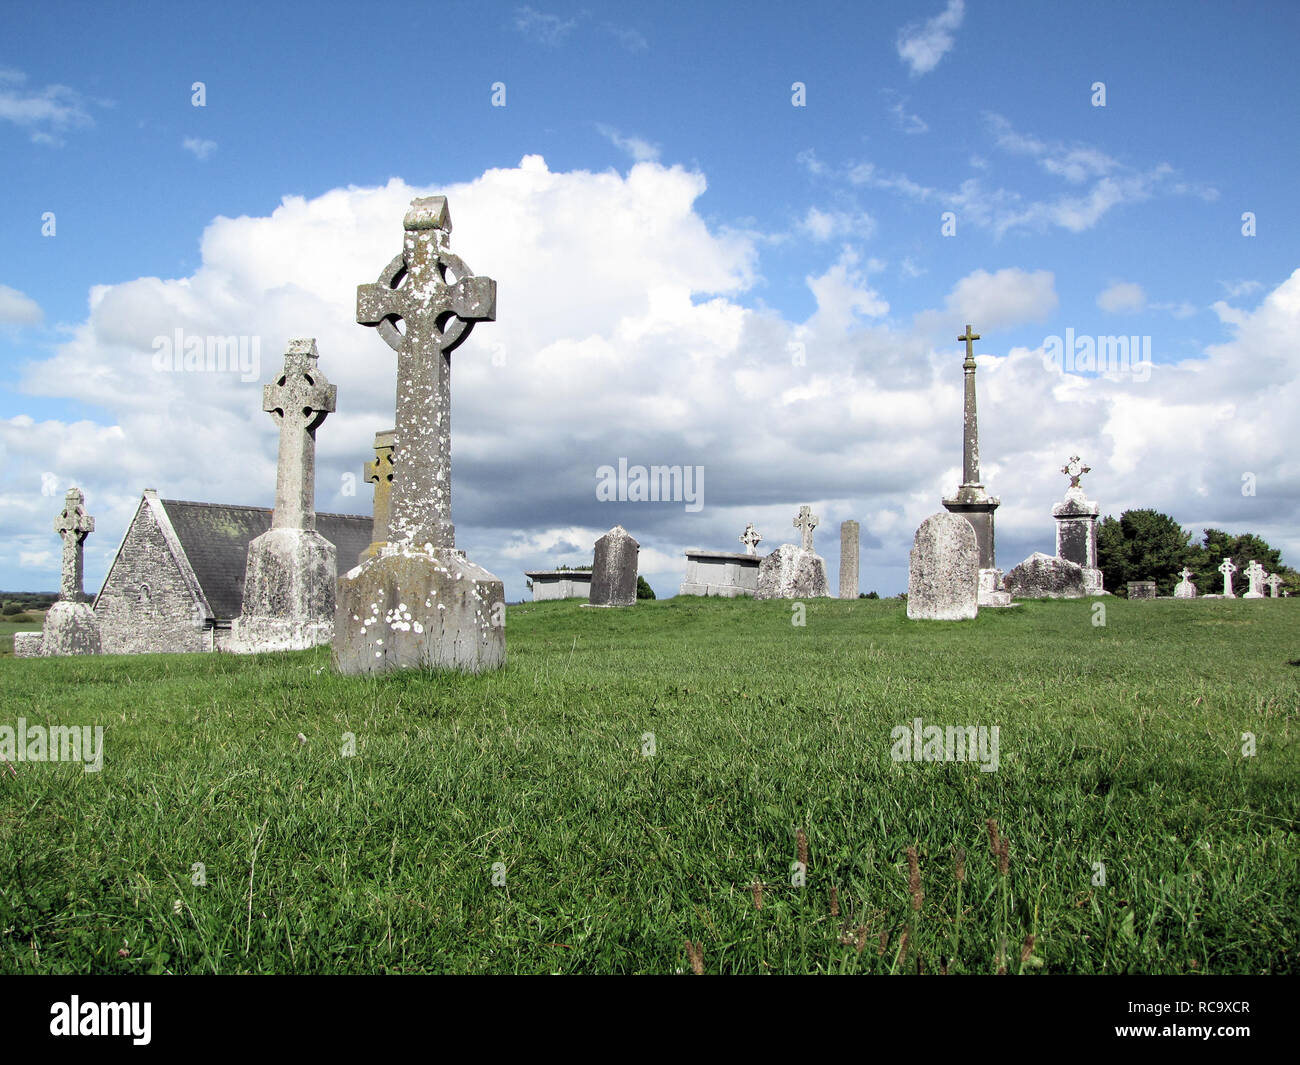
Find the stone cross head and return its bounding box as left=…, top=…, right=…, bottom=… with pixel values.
left=958, top=324, right=980, bottom=368
left=1061, top=455, right=1091, bottom=488
left=794, top=505, right=819, bottom=551
left=740, top=522, right=762, bottom=555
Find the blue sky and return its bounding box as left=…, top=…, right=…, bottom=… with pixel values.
left=2, top=0, right=1299, bottom=600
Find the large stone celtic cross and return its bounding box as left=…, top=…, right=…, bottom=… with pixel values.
left=54, top=487, right=94, bottom=601
left=264, top=338, right=335, bottom=531
left=356, top=196, right=496, bottom=549
left=794, top=505, right=819, bottom=552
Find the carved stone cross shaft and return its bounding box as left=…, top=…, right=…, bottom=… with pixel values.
left=364, top=429, right=396, bottom=547
left=958, top=324, right=982, bottom=486
left=794, top=505, right=819, bottom=551
left=54, top=487, right=94, bottom=601
left=357, top=196, right=496, bottom=549
left=264, top=338, right=336, bottom=531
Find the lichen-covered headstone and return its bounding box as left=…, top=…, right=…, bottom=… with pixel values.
left=231, top=339, right=338, bottom=652
left=588, top=526, right=639, bottom=607
left=1003, top=552, right=1087, bottom=599
left=41, top=487, right=103, bottom=655
left=907, top=512, right=978, bottom=620
left=1174, top=567, right=1197, bottom=598
left=334, top=197, right=503, bottom=674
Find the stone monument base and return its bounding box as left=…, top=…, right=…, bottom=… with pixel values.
left=13, top=631, right=44, bottom=657
left=333, top=544, right=505, bottom=674
left=755, top=544, right=830, bottom=599
left=41, top=600, right=103, bottom=656
left=978, top=568, right=1015, bottom=608
left=230, top=616, right=333, bottom=653
left=240, top=527, right=337, bottom=618
left=1082, top=567, right=1105, bottom=595
left=1003, top=553, right=1087, bottom=599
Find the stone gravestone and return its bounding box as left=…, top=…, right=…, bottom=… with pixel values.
left=232, top=339, right=338, bottom=652
left=1266, top=573, right=1283, bottom=598
left=1243, top=560, right=1266, bottom=599
left=1052, top=455, right=1104, bottom=594
left=1127, top=581, right=1157, bottom=600
left=1173, top=567, right=1197, bottom=598
left=588, top=526, right=639, bottom=607
left=907, top=512, right=978, bottom=621
left=39, top=487, right=103, bottom=656
left=755, top=505, right=830, bottom=599
left=839, top=519, right=860, bottom=599
left=1003, top=551, right=1086, bottom=599
left=360, top=428, right=395, bottom=563
left=334, top=196, right=503, bottom=674
left=1218, top=557, right=1238, bottom=598
left=740, top=523, right=762, bottom=555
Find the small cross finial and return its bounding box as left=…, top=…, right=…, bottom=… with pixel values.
left=740, top=523, right=762, bottom=555
left=1061, top=455, right=1091, bottom=488
left=958, top=324, right=980, bottom=366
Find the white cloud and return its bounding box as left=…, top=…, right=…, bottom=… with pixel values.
left=798, top=206, right=875, bottom=242
left=1097, top=282, right=1146, bottom=313
left=896, top=0, right=965, bottom=76
left=5, top=157, right=1298, bottom=601
left=0, top=67, right=94, bottom=145
left=514, top=5, right=577, bottom=46
left=596, top=124, right=660, bottom=162
left=182, top=137, right=217, bottom=160
left=0, top=284, right=42, bottom=325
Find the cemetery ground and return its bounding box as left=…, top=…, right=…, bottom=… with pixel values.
left=1, top=596, right=1296, bottom=975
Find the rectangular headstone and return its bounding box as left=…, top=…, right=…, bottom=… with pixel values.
left=588, top=526, right=639, bottom=607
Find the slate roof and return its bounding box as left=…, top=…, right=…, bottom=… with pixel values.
left=160, top=500, right=372, bottom=621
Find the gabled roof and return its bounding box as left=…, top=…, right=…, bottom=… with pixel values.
left=159, top=499, right=371, bottom=622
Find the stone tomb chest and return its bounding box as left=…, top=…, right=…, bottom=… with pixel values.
left=678, top=549, right=761, bottom=598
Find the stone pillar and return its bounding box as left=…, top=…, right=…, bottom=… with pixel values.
left=335, top=197, right=503, bottom=674
left=231, top=339, right=339, bottom=652
left=839, top=519, right=859, bottom=599
left=360, top=428, right=396, bottom=563
left=1052, top=456, right=1103, bottom=595
left=588, top=526, right=639, bottom=607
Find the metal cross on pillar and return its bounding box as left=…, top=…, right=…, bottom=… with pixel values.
left=264, top=339, right=336, bottom=532
left=54, top=487, right=94, bottom=602
left=356, top=196, right=496, bottom=550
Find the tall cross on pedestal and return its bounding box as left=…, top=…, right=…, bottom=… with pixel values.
left=1061, top=455, right=1091, bottom=489
left=740, top=522, right=762, bottom=555
left=1218, top=556, right=1237, bottom=597
left=264, top=339, right=336, bottom=531
left=958, top=325, right=982, bottom=486
left=794, top=505, right=819, bottom=552
left=357, top=196, right=497, bottom=549
left=54, top=487, right=94, bottom=601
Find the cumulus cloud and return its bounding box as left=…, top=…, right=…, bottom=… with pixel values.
left=896, top=0, right=965, bottom=76
left=4, top=158, right=1298, bottom=601
left=1097, top=281, right=1146, bottom=313
left=0, top=284, right=43, bottom=325
left=0, top=67, right=94, bottom=145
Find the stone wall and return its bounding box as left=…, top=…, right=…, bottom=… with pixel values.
left=94, top=504, right=210, bottom=654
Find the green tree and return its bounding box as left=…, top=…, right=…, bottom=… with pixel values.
left=636, top=576, right=656, bottom=600
left=1097, top=509, right=1196, bottom=595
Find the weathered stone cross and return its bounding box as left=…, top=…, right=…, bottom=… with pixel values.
left=264, top=339, right=336, bottom=531
left=1266, top=572, right=1282, bottom=597
left=740, top=522, right=762, bottom=555
left=357, top=196, right=496, bottom=549
left=364, top=428, right=396, bottom=552
left=1178, top=566, right=1194, bottom=583
left=54, top=487, right=94, bottom=601
left=1218, top=556, right=1237, bottom=597
left=958, top=324, right=982, bottom=486
left=794, top=505, right=819, bottom=551
left=959, top=324, right=980, bottom=364
left=1061, top=454, right=1091, bottom=489
left=1244, top=559, right=1266, bottom=597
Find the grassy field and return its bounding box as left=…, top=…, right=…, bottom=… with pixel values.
left=0, top=613, right=45, bottom=656
left=1, top=596, right=1296, bottom=974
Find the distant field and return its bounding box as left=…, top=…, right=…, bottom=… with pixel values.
left=0, top=613, right=45, bottom=656
left=1, top=596, right=1296, bottom=974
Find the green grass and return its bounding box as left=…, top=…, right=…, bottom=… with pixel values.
left=0, top=613, right=44, bottom=656
left=1, top=596, right=1297, bottom=974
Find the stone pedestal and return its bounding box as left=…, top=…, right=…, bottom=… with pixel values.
left=907, top=512, right=978, bottom=620
left=942, top=488, right=999, bottom=573
left=1053, top=487, right=1103, bottom=595
left=588, top=526, right=639, bottom=607
left=41, top=600, right=103, bottom=656
left=679, top=549, right=761, bottom=598
left=231, top=528, right=337, bottom=652
left=978, top=568, right=1014, bottom=607
left=334, top=546, right=504, bottom=674
left=1003, top=552, right=1086, bottom=599
left=755, top=544, right=829, bottom=600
